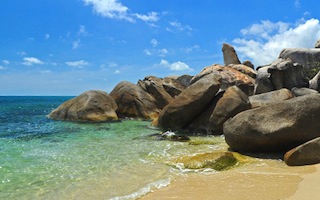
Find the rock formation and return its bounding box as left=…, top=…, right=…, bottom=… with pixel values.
left=158, top=74, right=221, bottom=131
left=110, top=81, right=160, bottom=120
left=223, top=94, right=320, bottom=153
left=48, top=90, right=118, bottom=122
left=279, top=48, right=320, bottom=69
left=284, top=137, right=320, bottom=166
left=222, top=43, right=241, bottom=66
left=249, top=88, right=293, bottom=108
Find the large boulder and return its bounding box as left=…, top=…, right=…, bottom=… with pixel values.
left=284, top=137, right=320, bottom=166
left=137, top=76, right=173, bottom=109
left=254, top=58, right=309, bottom=94
left=291, top=87, right=318, bottom=97
left=249, top=88, right=294, bottom=108
left=158, top=74, right=221, bottom=131
left=279, top=48, right=320, bottom=69
left=110, top=81, right=159, bottom=120
left=222, top=43, right=241, bottom=66
left=209, top=86, right=251, bottom=134
left=309, top=70, right=320, bottom=92
left=190, top=64, right=255, bottom=95
left=223, top=94, right=320, bottom=153
left=48, top=90, right=118, bottom=122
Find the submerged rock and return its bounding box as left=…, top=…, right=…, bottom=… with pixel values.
left=147, top=131, right=190, bottom=142
left=224, top=94, right=320, bottom=153
left=172, top=152, right=239, bottom=171
left=48, top=90, right=118, bottom=122
left=284, top=137, right=320, bottom=166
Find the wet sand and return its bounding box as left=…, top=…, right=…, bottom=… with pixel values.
left=141, top=161, right=319, bottom=200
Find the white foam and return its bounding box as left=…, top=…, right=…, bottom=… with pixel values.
left=110, top=178, right=171, bottom=200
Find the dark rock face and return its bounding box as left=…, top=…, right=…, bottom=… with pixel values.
left=249, top=88, right=294, bottom=108
left=190, top=64, right=255, bottom=95
left=137, top=76, right=173, bottom=109
left=176, top=74, right=193, bottom=87
left=208, top=86, right=251, bottom=135
left=254, top=58, right=309, bottom=94
left=48, top=90, right=118, bottom=122
left=158, top=74, right=221, bottom=131
left=279, top=48, right=320, bottom=69
left=309, top=70, right=320, bottom=92
left=223, top=94, right=320, bottom=153
left=222, top=43, right=241, bottom=66
left=242, top=60, right=254, bottom=69
left=162, top=77, right=187, bottom=97
left=315, top=39, right=320, bottom=48
left=284, top=137, right=320, bottom=166
left=110, top=81, right=160, bottom=120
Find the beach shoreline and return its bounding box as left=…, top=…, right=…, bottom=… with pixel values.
left=140, top=162, right=319, bottom=200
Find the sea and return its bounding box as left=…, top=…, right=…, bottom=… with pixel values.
left=0, top=96, right=235, bottom=199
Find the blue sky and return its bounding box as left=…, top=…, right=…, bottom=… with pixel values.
left=1, top=0, right=320, bottom=95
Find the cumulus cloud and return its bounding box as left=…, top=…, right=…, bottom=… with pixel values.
left=160, top=59, right=192, bottom=71
left=45, top=34, right=50, bottom=40
left=232, top=18, right=320, bottom=66
left=144, top=48, right=169, bottom=57
left=182, top=45, right=200, bottom=53
left=83, top=0, right=159, bottom=23
left=22, top=57, right=44, bottom=66
left=0, top=66, right=7, bottom=70
left=65, top=60, right=89, bottom=68
left=114, top=69, right=121, bottom=74
left=78, top=25, right=88, bottom=36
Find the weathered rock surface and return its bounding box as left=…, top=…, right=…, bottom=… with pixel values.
left=172, top=152, right=239, bottom=171
left=249, top=88, right=294, bottom=108
left=223, top=94, right=320, bottom=153
left=228, top=64, right=257, bottom=78
left=222, top=43, right=241, bottom=66
left=162, top=76, right=187, bottom=97
left=254, top=58, right=308, bottom=94
left=309, top=70, right=320, bottom=92
left=190, top=64, right=255, bottom=95
left=291, top=87, right=318, bottom=97
left=48, top=90, right=118, bottom=122
left=242, top=60, right=254, bottom=69
left=284, top=137, right=320, bottom=166
left=176, top=74, right=193, bottom=87
left=110, top=81, right=159, bottom=120
left=279, top=48, right=320, bottom=69
left=208, top=86, right=251, bottom=134
left=158, top=74, right=221, bottom=131
left=138, top=76, right=173, bottom=109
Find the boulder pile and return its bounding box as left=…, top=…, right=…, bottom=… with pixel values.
left=48, top=41, right=320, bottom=166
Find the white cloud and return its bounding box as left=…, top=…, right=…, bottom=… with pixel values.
left=160, top=59, right=192, bottom=71
left=150, top=38, right=158, bottom=47
left=22, top=57, right=44, bottom=66
left=83, top=0, right=159, bottom=23
left=158, top=48, right=169, bottom=57
left=144, top=49, right=152, bottom=56
left=83, top=0, right=131, bottom=21
left=133, top=12, right=159, bottom=22
left=295, top=0, right=300, bottom=8
left=233, top=18, right=320, bottom=66
left=144, top=48, right=169, bottom=57
left=65, top=60, right=89, bottom=68
left=78, top=25, right=88, bottom=36
left=45, top=34, right=50, bottom=40
left=0, top=66, right=7, bottom=70
left=114, top=70, right=121, bottom=74
left=17, top=51, right=27, bottom=56
left=2, top=60, right=9, bottom=65
left=182, top=45, right=200, bottom=53
left=73, top=39, right=81, bottom=49
left=166, top=21, right=192, bottom=32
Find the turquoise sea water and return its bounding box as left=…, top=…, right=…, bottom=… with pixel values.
left=0, top=96, right=228, bottom=199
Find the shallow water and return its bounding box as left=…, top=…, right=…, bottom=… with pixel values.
left=0, top=96, right=231, bottom=199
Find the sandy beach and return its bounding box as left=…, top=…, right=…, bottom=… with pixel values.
left=141, top=162, right=320, bottom=200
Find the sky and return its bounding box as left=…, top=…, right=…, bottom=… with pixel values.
left=1, top=0, right=320, bottom=95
